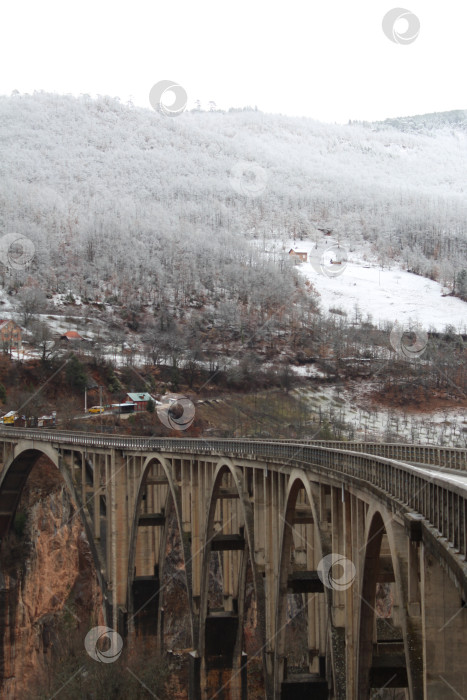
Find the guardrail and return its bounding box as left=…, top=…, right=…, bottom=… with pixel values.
left=228, top=439, right=467, bottom=470
left=1, top=428, right=465, bottom=467
left=1, top=428, right=467, bottom=564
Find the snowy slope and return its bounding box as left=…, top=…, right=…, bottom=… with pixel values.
left=287, top=240, right=467, bottom=332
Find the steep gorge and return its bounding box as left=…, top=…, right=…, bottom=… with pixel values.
left=0, top=457, right=103, bottom=699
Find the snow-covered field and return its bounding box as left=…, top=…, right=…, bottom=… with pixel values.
left=296, top=385, right=467, bottom=448
left=286, top=240, right=467, bottom=332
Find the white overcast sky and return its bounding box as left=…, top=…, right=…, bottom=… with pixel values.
left=0, top=0, right=464, bottom=123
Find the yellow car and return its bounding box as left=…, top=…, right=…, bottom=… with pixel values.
left=88, top=406, right=104, bottom=414
left=1, top=412, right=17, bottom=425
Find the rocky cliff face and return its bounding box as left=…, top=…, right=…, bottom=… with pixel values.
left=0, top=457, right=103, bottom=699
left=0, top=459, right=265, bottom=699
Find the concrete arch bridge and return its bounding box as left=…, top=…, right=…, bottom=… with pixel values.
left=0, top=429, right=466, bottom=699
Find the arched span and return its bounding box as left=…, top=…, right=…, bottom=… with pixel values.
left=0, top=443, right=62, bottom=536
left=199, top=458, right=269, bottom=694
left=357, top=506, right=423, bottom=700
left=0, top=445, right=108, bottom=615
left=274, top=470, right=327, bottom=697
left=126, top=453, right=195, bottom=647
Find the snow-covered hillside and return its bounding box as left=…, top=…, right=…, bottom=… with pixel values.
left=0, top=92, right=466, bottom=311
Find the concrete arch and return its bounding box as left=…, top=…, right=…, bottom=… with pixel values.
left=199, top=458, right=269, bottom=697
left=0, top=444, right=109, bottom=618
left=126, top=453, right=195, bottom=647
left=273, top=470, right=327, bottom=698
left=357, top=505, right=423, bottom=699
left=0, top=442, right=62, bottom=537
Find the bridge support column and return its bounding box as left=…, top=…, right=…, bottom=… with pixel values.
left=328, top=486, right=346, bottom=699
left=343, top=491, right=355, bottom=699
left=198, top=562, right=249, bottom=700
left=199, top=614, right=247, bottom=700
left=111, top=450, right=130, bottom=634
left=391, top=519, right=424, bottom=700
left=421, top=545, right=467, bottom=698
left=190, top=460, right=202, bottom=647
left=265, top=470, right=280, bottom=682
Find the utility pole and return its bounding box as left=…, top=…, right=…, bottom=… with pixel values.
left=99, top=385, right=103, bottom=432
left=84, top=387, right=87, bottom=414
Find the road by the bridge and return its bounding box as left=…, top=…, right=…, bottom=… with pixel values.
left=407, top=462, right=467, bottom=487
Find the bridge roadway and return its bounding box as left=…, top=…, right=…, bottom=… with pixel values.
left=0, top=428, right=467, bottom=699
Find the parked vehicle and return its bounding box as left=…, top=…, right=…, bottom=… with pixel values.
left=1, top=411, right=18, bottom=424
left=88, top=406, right=104, bottom=414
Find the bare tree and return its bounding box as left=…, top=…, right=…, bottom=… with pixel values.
left=18, top=287, right=47, bottom=328
left=30, top=320, right=56, bottom=362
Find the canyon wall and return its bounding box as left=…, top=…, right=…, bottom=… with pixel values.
left=0, top=458, right=103, bottom=699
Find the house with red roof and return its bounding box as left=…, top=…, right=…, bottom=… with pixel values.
left=60, top=331, right=84, bottom=342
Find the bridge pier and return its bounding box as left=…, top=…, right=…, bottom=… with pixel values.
left=357, top=508, right=426, bottom=700
left=421, top=543, right=467, bottom=698
left=274, top=472, right=331, bottom=699
left=196, top=461, right=264, bottom=700
left=198, top=612, right=248, bottom=699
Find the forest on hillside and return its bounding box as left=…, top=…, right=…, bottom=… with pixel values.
left=1, top=92, right=467, bottom=312
left=0, top=93, right=465, bottom=402
left=0, top=93, right=465, bottom=434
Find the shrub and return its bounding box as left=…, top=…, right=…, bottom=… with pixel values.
left=13, top=511, right=28, bottom=538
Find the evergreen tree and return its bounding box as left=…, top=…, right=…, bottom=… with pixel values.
left=65, top=355, right=87, bottom=393
left=456, top=269, right=467, bottom=300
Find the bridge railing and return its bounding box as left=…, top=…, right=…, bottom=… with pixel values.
left=228, top=439, right=467, bottom=470
left=310, top=441, right=467, bottom=470
left=1, top=428, right=466, bottom=564
left=1, top=427, right=464, bottom=470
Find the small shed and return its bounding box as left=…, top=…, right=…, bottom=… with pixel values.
left=288, top=249, right=308, bottom=263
